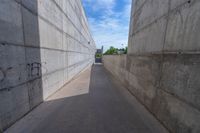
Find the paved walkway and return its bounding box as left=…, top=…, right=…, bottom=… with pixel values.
left=6, top=65, right=168, bottom=133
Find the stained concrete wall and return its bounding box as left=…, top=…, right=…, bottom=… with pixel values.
left=0, top=0, right=96, bottom=131
left=103, top=0, right=200, bottom=133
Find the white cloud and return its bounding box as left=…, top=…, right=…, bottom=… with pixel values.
left=83, top=0, right=116, bottom=13
left=83, top=0, right=132, bottom=52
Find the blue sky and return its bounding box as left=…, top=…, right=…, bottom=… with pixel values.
left=82, top=0, right=132, bottom=51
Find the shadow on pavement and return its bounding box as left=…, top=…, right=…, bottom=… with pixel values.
left=5, top=65, right=168, bottom=133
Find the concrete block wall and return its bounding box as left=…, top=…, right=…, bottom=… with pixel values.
left=104, top=0, right=200, bottom=133
left=37, top=0, right=96, bottom=99
left=0, top=0, right=96, bottom=131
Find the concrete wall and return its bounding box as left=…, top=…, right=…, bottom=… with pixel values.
left=103, top=0, right=200, bottom=133
left=0, top=0, right=96, bottom=130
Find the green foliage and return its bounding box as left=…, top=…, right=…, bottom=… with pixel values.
left=96, top=53, right=102, bottom=58
left=104, top=46, right=118, bottom=55
left=124, top=47, right=128, bottom=54
left=104, top=46, right=128, bottom=55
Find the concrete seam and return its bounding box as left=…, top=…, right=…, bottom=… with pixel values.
left=128, top=51, right=200, bottom=56
left=131, top=0, right=193, bottom=37
left=132, top=0, right=148, bottom=18
left=0, top=42, right=94, bottom=55
left=131, top=14, right=168, bottom=37
left=68, top=0, right=91, bottom=42
left=127, top=0, right=134, bottom=47
left=51, top=0, right=91, bottom=45
left=15, top=0, right=94, bottom=51
left=44, top=62, right=93, bottom=100
left=162, top=0, right=171, bottom=53
left=20, top=2, right=32, bottom=111
left=38, top=14, right=91, bottom=50
left=2, top=98, right=43, bottom=132
left=158, top=88, right=200, bottom=112
left=0, top=59, right=93, bottom=92
left=2, top=62, right=93, bottom=131
left=17, top=0, right=93, bottom=48
left=76, top=0, right=95, bottom=45
left=103, top=64, right=171, bottom=133
left=156, top=0, right=171, bottom=105
left=77, top=0, right=95, bottom=44
left=0, top=76, right=41, bottom=92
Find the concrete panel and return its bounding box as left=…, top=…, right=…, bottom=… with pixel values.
left=124, top=0, right=200, bottom=132
left=170, top=0, right=190, bottom=10
left=68, top=52, right=80, bottom=66
left=0, top=0, right=96, bottom=130
left=24, top=47, right=42, bottom=96
left=63, top=67, right=68, bottom=84
left=38, top=0, right=96, bottom=101
left=134, top=0, right=146, bottom=12
left=27, top=78, right=43, bottom=109
left=152, top=90, right=200, bottom=133
left=0, top=84, right=30, bottom=130
left=67, top=38, right=76, bottom=52
left=40, top=49, right=65, bottom=75
left=54, top=0, right=63, bottom=10
left=103, top=54, right=200, bottom=133
left=39, top=18, right=63, bottom=50
left=38, top=0, right=63, bottom=30
left=161, top=55, right=200, bottom=110
left=42, top=70, right=64, bottom=99
left=22, top=7, right=40, bottom=47
left=133, top=0, right=169, bottom=33
left=129, top=16, right=134, bottom=37
left=68, top=65, right=76, bottom=81
left=164, top=0, right=200, bottom=52
left=25, top=47, right=43, bottom=109
left=0, top=44, right=27, bottom=90
left=62, top=0, right=71, bottom=18
left=21, top=0, right=38, bottom=14
left=103, top=55, right=161, bottom=109
left=129, top=17, right=167, bottom=54
left=0, top=0, right=24, bottom=44
left=62, top=34, right=68, bottom=51
left=62, top=13, right=72, bottom=35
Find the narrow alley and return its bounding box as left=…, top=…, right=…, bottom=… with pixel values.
left=5, top=65, right=168, bottom=133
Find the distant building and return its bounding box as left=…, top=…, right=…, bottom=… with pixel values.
left=96, top=46, right=104, bottom=54
left=95, top=46, right=104, bottom=63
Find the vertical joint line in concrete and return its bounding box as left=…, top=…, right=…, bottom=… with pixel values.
left=127, top=0, right=134, bottom=46
left=162, top=0, right=171, bottom=53
left=20, top=4, right=32, bottom=110
left=51, top=0, right=91, bottom=47
left=71, top=0, right=91, bottom=41
left=157, top=0, right=171, bottom=103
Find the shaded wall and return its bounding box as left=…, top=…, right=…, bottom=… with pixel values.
left=0, top=0, right=96, bottom=131
left=103, top=0, right=200, bottom=132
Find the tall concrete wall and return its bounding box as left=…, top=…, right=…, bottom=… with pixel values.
left=103, top=0, right=200, bottom=133
left=0, top=0, right=96, bottom=131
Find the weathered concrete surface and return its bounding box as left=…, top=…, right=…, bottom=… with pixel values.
left=5, top=65, right=168, bottom=133
left=129, top=0, right=200, bottom=55
left=0, top=0, right=96, bottom=131
left=104, top=0, right=200, bottom=132
left=103, top=55, right=200, bottom=133
left=37, top=0, right=96, bottom=99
